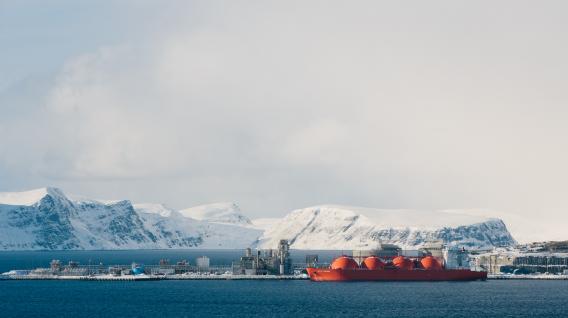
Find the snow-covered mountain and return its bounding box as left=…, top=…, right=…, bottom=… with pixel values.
left=0, top=188, right=261, bottom=250
left=180, top=202, right=253, bottom=226
left=0, top=188, right=517, bottom=251
left=255, top=205, right=517, bottom=250
left=251, top=218, right=281, bottom=231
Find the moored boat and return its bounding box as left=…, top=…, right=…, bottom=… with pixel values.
left=307, top=255, right=487, bottom=282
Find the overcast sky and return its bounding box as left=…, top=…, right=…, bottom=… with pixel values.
left=1, top=1, right=568, bottom=242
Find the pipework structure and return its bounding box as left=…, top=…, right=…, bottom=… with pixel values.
left=233, top=239, right=293, bottom=275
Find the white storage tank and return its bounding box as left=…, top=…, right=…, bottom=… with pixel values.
left=196, top=256, right=210, bottom=272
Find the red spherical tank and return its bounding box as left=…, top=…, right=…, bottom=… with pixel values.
left=330, top=256, right=359, bottom=270
left=392, top=256, right=414, bottom=270
left=361, top=256, right=385, bottom=270
left=420, top=256, right=443, bottom=270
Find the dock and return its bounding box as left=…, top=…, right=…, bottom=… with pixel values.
left=4, top=275, right=163, bottom=281
left=1, top=274, right=308, bottom=281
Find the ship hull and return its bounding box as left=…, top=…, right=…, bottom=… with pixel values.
left=306, top=268, right=487, bottom=282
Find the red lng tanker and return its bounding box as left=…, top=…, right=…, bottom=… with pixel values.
left=306, top=255, right=487, bottom=282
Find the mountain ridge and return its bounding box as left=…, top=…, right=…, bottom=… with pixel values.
left=0, top=187, right=261, bottom=250
left=0, top=188, right=517, bottom=250
left=255, top=205, right=517, bottom=250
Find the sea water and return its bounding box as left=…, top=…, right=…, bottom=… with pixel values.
left=1, top=251, right=568, bottom=317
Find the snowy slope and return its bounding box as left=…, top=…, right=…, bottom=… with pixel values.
left=180, top=202, right=253, bottom=226
left=135, top=203, right=261, bottom=249
left=251, top=218, right=281, bottom=231
left=0, top=188, right=260, bottom=250
left=256, top=205, right=517, bottom=250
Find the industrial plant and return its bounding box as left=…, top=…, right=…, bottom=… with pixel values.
left=1, top=240, right=299, bottom=281
left=233, top=239, right=292, bottom=275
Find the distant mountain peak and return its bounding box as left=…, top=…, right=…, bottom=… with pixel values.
left=180, top=202, right=253, bottom=226
left=133, top=203, right=179, bottom=218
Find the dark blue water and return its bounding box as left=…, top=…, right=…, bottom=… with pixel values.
left=1, top=251, right=568, bottom=317
left=2, top=280, right=568, bottom=317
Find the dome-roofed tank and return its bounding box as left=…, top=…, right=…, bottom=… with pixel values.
left=392, top=256, right=414, bottom=270
left=420, top=256, right=443, bottom=270
left=330, top=256, right=359, bottom=270
left=361, top=256, right=385, bottom=270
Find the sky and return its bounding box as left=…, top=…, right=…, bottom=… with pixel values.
left=1, top=1, right=568, bottom=243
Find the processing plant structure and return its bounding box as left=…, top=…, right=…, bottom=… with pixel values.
left=233, top=239, right=293, bottom=275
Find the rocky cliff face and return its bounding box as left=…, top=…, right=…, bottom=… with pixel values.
left=0, top=188, right=81, bottom=250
